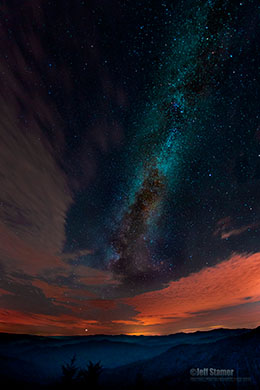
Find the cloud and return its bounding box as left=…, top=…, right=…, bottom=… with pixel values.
left=220, top=224, right=259, bottom=239
left=0, top=5, right=73, bottom=264
left=214, top=217, right=259, bottom=240
left=0, top=276, right=71, bottom=317
left=0, top=309, right=98, bottom=336
left=122, top=252, right=260, bottom=334
left=1, top=251, right=260, bottom=335
left=62, top=249, right=94, bottom=261
left=0, top=289, right=14, bottom=297
left=77, top=265, right=121, bottom=286
left=0, top=297, right=138, bottom=336
left=0, top=222, right=67, bottom=274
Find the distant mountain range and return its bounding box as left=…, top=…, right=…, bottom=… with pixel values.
left=0, top=326, right=259, bottom=389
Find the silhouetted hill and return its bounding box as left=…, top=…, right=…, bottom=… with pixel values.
left=0, top=327, right=258, bottom=388
left=100, top=327, right=260, bottom=389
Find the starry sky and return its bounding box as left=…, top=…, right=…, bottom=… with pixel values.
left=0, top=0, right=260, bottom=336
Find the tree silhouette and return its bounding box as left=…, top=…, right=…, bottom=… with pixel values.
left=61, top=355, right=78, bottom=388
left=135, top=371, right=145, bottom=389
left=78, top=361, right=103, bottom=389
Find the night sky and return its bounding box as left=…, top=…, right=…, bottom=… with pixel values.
left=0, top=0, right=260, bottom=335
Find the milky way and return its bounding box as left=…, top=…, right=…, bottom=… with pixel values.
left=108, top=0, right=260, bottom=291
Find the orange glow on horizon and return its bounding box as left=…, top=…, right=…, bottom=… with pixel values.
left=1, top=252, right=260, bottom=335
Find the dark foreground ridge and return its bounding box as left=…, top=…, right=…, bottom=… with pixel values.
left=0, top=326, right=259, bottom=389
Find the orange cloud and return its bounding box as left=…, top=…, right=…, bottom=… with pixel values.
left=122, top=252, right=260, bottom=333
left=0, top=289, right=14, bottom=296
left=214, top=217, right=259, bottom=240
left=221, top=224, right=258, bottom=239
left=0, top=306, right=134, bottom=336
left=88, top=299, right=116, bottom=310
left=32, top=280, right=96, bottom=306
left=0, top=308, right=102, bottom=336
left=2, top=250, right=260, bottom=336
